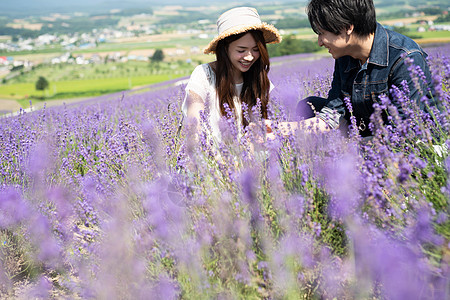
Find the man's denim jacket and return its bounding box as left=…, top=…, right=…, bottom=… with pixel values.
left=319, top=23, right=436, bottom=135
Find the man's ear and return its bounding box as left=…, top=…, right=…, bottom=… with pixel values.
left=346, top=24, right=354, bottom=35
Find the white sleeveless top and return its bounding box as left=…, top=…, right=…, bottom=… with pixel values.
left=183, top=63, right=273, bottom=142
left=182, top=63, right=243, bottom=141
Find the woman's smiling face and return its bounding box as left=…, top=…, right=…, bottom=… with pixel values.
left=227, top=32, right=260, bottom=83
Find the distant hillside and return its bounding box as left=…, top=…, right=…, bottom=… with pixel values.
left=376, top=0, right=449, bottom=7
left=2, top=0, right=305, bottom=17
left=2, top=0, right=159, bottom=17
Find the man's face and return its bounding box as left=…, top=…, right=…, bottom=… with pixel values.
left=317, top=28, right=349, bottom=59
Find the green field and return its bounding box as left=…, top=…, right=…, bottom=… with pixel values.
left=0, top=59, right=199, bottom=103
left=1, top=74, right=181, bottom=103
left=8, top=61, right=195, bottom=82
left=407, top=23, right=450, bottom=39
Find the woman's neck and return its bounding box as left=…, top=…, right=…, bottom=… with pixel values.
left=233, top=69, right=243, bottom=84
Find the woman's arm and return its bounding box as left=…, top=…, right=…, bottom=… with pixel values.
left=183, top=64, right=211, bottom=132
left=185, top=91, right=205, bottom=137
left=186, top=91, right=205, bottom=126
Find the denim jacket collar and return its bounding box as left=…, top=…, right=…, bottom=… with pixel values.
left=344, top=23, right=388, bottom=73
left=368, top=23, right=389, bottom=67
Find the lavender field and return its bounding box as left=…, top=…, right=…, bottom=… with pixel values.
left=1, top=44, right=449, bottom=299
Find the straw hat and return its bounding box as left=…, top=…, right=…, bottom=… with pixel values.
left=203, top=7, right=282, bottom=54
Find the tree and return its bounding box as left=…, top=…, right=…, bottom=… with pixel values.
left=151, top=49, right=164, bottom=63
left=267, top=35, right=321, bottom=57
left=275, top=17, right=311, bottom=29
left=35, top=76, right=49, bottom=97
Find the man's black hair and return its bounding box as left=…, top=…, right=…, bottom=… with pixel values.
left=307, top=0, right=377, bottom=36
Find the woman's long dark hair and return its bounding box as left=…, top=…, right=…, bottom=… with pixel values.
left=215, top=30, right=270, bottom=126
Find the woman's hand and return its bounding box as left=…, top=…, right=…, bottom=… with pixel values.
left=264, top=119, right=275, bottom=140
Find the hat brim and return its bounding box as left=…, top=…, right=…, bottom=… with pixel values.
left=203, top=22, right=282, bottom=54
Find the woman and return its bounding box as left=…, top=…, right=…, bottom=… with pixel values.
left=182, top=7, right=281, bottom=142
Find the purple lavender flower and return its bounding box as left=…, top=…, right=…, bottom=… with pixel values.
left=0, top=43, right=448, bottom=298
left=0, top=187, right=30, bottom=228
left=321, top=150, right=361, bottom=220
left=397, top=158, right=413, bottom=183
left=24, top=276, right=52, bottom=299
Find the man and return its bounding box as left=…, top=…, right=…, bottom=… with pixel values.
left=295, top=0, right=437, bottom=136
